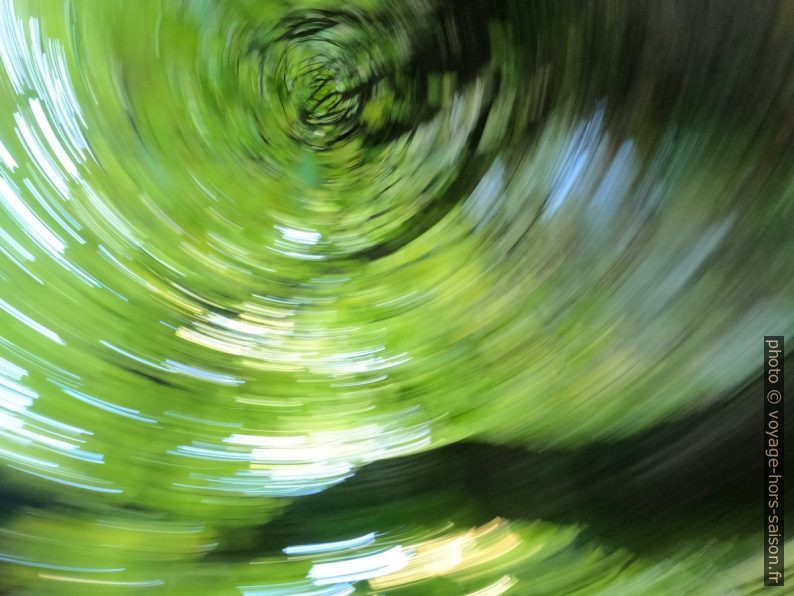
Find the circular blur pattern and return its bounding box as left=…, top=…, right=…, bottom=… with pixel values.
left=0, top=0, right=792, bottom=593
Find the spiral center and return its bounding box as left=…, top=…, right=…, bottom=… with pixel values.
left=290, top=55, right=361, bottom=143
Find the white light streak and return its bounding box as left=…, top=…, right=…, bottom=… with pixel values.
left=309, top=546, right=410, bottom=586
left=284, top=533, right=376, bottom=556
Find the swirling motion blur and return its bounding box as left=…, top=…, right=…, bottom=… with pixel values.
left=0, top=0, right=792, bottom=593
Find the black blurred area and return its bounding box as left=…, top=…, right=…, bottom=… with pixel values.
left=232, top=350, right=793, bottom=560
